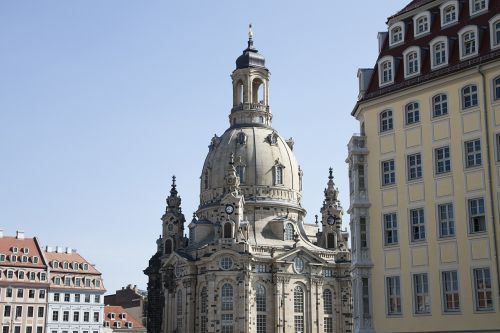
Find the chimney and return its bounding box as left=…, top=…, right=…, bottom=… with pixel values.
left=16, top=230, right=25, bottom=240
left=56, top=246, right=63, bottom=253
left=357, top=68, right=374, bottom=100
left=46, top=246, right=52, bottom=252
left=377, top=32, right=388, bottom=53
left=66, top=247, right=72, bottom=254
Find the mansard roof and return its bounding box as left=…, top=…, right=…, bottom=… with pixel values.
left=355, top=0, right=500, bottom=114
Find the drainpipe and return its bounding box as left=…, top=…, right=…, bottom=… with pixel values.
left=478, top=65, right=500, bottom=303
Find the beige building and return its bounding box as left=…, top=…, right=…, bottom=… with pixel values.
left=145, top=27, right=352, bottom=333
left=348, top=0, right=500, bottom=332
left=0, top=231, right=49, bottom=333
left=104, top=285, right=147, bottom=327
left=102, top=306, right=145, bottom=333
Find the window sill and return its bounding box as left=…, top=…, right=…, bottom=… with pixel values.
left=431, top=63, right=449, bottom=71
left=461, top=105, right=480, bottom=113
left=434, top=171, right=452, bottom=178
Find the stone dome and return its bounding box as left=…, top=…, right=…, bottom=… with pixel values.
left=199, top=125, right=302, bottom=211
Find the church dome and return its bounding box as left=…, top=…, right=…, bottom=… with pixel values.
left=199, top=125, right=302, bottom=210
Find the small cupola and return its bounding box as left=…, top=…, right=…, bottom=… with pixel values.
left=236, top=24, right=266, bottom=69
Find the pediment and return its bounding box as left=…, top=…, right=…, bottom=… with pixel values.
left=162, top=252, right=190, bottom=268
left=273, top=246, right=328, bottom=265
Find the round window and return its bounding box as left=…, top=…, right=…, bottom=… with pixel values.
left=294, top=257, right=304, bottom=273
left=220, top=257, right=233, bottom=270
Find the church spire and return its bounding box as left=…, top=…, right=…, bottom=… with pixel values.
left=166, top=175, right=182, bottom=213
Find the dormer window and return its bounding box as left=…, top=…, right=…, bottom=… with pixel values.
left=12, top=247, right=18, bottom=253
left=459, top=26, right=479, bottom=59
left=127, top=322, right=133, bottom=328
left=414, top=12, right=430, bottom=37
left=110, top=313, right=115, bottom=320
left=430, top=37, right=448, bottom=69
left=53, top=261, right=59, bottom=269
left=21, top=256, right=28, bottom=263
left=0, top=254, right=5, bottom=262
left=32, top=256, right=39, bottom=264
left=378, top=56, right=394, bottom=87
left=403, top=47, right=421, bottom=77
left=389, top=22, right=404, bottom=46
left=104, top=321, right=110, bottom=328
left=22, top=247, right=29, bottom=254
left=63, top=261, right=69, bottom=269
left=470, top=0, right=487, bottom=15
left=441, top=1, right=458, bottom=26
left=10, top=255, right=17, bottom=262
left=121, top=313, right=127, bottom=319
left=116, top=322, right=121, bottom=328
left=489, top=15, right=500, bottom=49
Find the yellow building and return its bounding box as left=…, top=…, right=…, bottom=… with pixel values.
left=348, top=0, right=500, bottom=332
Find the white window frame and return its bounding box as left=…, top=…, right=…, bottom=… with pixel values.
left=413, top=11, right=431, bottom=37
left=405, top=101, right=420, bottom=125
left=384, top=213, right=398, bottom=245
left=429, top=36, right=449, bottom=69
left=410, top=208, right=426, bottom=242
left=473, top=267, right=493, bottom=311
left=489, top=15, right=500, bottom=49
left=440, top=1, right=459, bottom=27
left=432, top=93, right=448, bottom=117
left=469, top=0, right=488, bottom=16
left=458, top=26, right=479, bottom=60
left=403, top=47, right=421, bottom=78
left=435, top=146, right=451, bottom=174
left=389, top=22, right=405, bottom=47
left=442, top=270, right=460, bottom=312
left=379, top=109, right=393, bottom=133
left=407, top=153, right=423, bottom=181
left=381, top=159, right=395, bottom=186
left=413, top=273, right=431, bottom=314
left=378, top=56, right=394, bottom=87
left=438, top=203, right=455, bottom=238
left=468, top=197, right=486, bottom=233
left=386, top=276, right=402, bottom=315
left=494, top=76, right=500, bottom=101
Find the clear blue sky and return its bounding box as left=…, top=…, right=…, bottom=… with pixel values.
left=0, top=1, right=408, bottom=293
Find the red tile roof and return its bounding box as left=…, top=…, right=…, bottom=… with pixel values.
left=357, top=0, right=500, bottom=108
left=45, top=250, right=101, bottom=274
left=103, top=305, right=144, bottom=329
left=0, top=236, right=46, bottom=268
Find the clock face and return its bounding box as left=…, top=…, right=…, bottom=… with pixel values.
left=327, top=216, right=335, bottom=225
left=225, top=204, right=235, bottom=214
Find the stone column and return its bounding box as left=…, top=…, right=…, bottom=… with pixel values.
left=274, top=275, right=289, bottom=333
left=183, top=278, right=196, bottom=333
left=312, top=277, right=324, bottom=333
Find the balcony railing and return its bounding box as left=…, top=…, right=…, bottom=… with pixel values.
left=348, top=134, right=368, bottom=156
left=231, top=102, right=269, bottom=113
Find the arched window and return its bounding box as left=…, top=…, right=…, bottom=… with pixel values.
left=236, top=132, right=246, bottom=145
left=176, top=290, right=183, bottom=331
left=405, top=102, right=420, bottom=125
left=414, top=13, right=430, bottom=35
left=379, top=110, right=393, bottom=132
left=433, top=41, right=447, bottom=68
left=252, top=79, right=264, bottom=104
left=223, top=222, right=232, bottom=239
left=165, top=239, right=172, bottom=255
left=462, top=85, right=478, bottom=109
left=433, top=94, right=448, bottom=117
left=406, top=51, right=419, bottom=76
left=323, top=289, right=333, bottom=314
left=443, top=4, right=457, bottom=25
left=294, top=286, right=304, bottom=333
left=236, top=81, right=244, bottom=105
left=275, top=166, right=284, bottom=185
left=236, top=165, right=245, bottom=184
left=284, top=223, right=294, bottom=241
left=459, top=27, right=478, bottom=59
left=221, top=283, right=234, bottom=333
left=494, top=77, right=500, bottom=100
left=493, top=19, right=500, bottom=47
left=470, top=0, right=487, bottom=14
left=256, top=284, right=266, bottom=333
left=200, top=287, right=208, bottom=333
left=323, top=288, right=334, bottom=332
left=391, top=26, right=402, bottom=44
left=380, top=60, right=393, bottom=84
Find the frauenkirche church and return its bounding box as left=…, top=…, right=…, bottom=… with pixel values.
left=145, top=27, right=352, bottom=333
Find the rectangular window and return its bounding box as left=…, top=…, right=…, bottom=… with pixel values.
left=37, top=307, right=44, bottom=318
left=221, top=314, right=233, bottom=333
left=85, top=294, right=90, bottom=303
left=384, top=213, right=398, bottom=245
left=14, top=328, right=20, bottom=333
left=52, top=311, right=58, bottom=321
left=74, top=294, right=80, bottom=302
left=382, top=160, right=395, bottom=186
left=75, top=278, right=81, bottom=287
left=358, top=164, right=365, bottom=190
left=39, top=290, right=45, bottom=299
left=435, top=146, right=451, bottom=174
left=93, top=312, right=99, bottom=322
left=360, top=217, right=367, bottom=248
left=36, top=328, right=42, bottom=333
left=324, top=317, right=333, bottom=333
left=3, top=327, right=9, bottom=333
left=469, top=198, right=486, bottom=233
left=17, top=289, right=23, bottom=298
left=474, top=268, right=493, bottom=311
left=15, top=306, right=22, bottom=318
left=28, top=290, right=35, bottom=299
left=25, top=328, right=31, bottom=333
left=438, top=203, right=455, bottom=238
left=465, top=139, right=482, bottom=167
left=256, top=314, right=266, bottom=333
left=386, top=276, right=401, bottom=315
left=64, top=277, right=70, bottom=286
left=407, top=153, right=422, bottom=180
left=64, top=294, right=70, bottom=302
left=410, top=208, right=425, bottom=242
left=53, top=293, right=60, bottom=302
left=94, top=295, right=100, bottom=303
left=62, top=311, right=69, bottom=322
left=27, top=306, right=34, bottom=318
left=442, top=271, right=460, bottom=312
left=362, top=278, right=370, bottom=316
left=4, top=305, right=11, bottom=317
left=83, top=312, right=89, bottom=322
left=294, top=316, right=304, bottom=333
left=73, top=312, right=79, bottom=322
left=413, top=273, right=430, bottom=314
